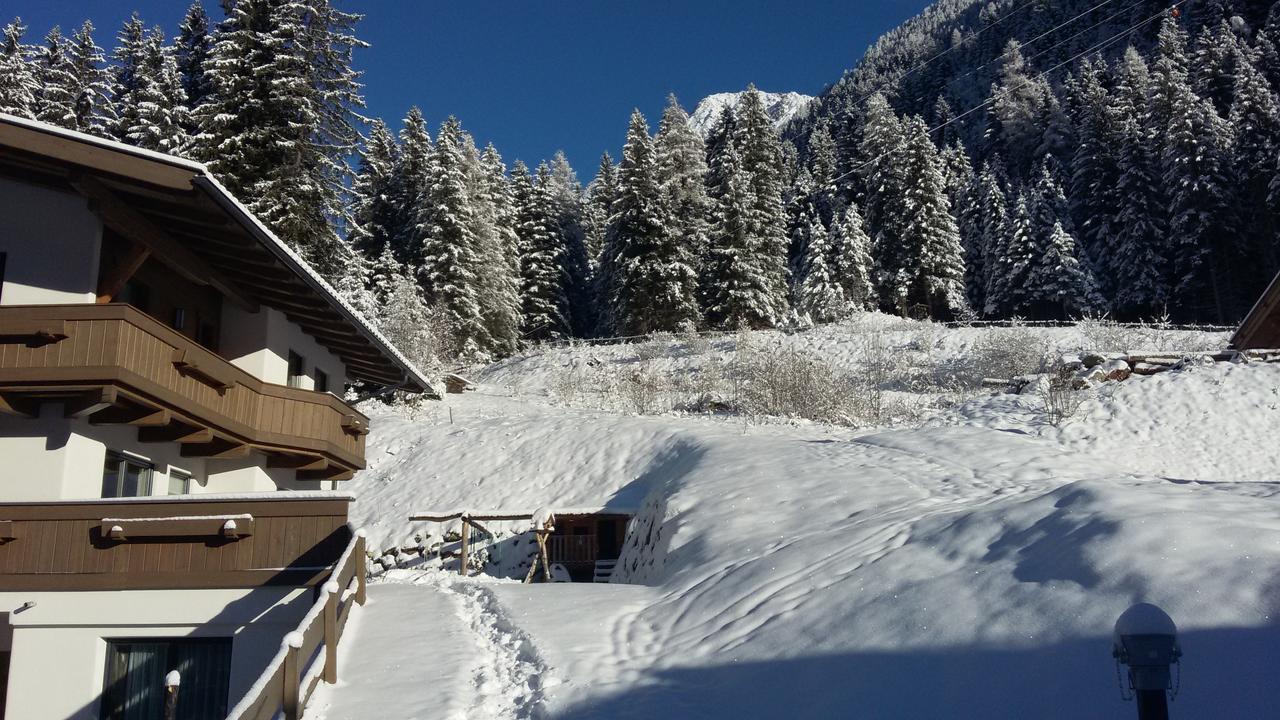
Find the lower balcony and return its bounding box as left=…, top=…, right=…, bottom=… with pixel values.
left=0, top=494, right=352, bottom=590
left=0, top=304, right=367, bottom=480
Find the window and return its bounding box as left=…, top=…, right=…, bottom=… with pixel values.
left=287, top=351, right=306, bottom=388
left=172, top=307, right=187, bottom=331
left=198, top=322, right=218, bottom=352
left=101, top=638, right=231, bottom=720
left=168, top=469, right=192, bottom=496
left=0, top=252, right=7, bottom=303
left=101, top=452, right=153, bottom=498
left=314, top=368, right=329, bottom=394
left=119, top=280, right=151, bottom=313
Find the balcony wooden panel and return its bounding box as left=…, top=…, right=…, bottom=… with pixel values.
left=0, top=304, right=367, bottom=472
left=0, top=496, right=351, bottom=590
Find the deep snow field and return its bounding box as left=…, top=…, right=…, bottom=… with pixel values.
left=307, top=318, right=1279, bottom=719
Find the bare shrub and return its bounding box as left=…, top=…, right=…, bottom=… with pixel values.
left=970, top=322, right=1053, bottom=381
left=633, top=333, right=675, bottom=362
left=680, top=330, right=714, bottom=356
left=616, top=360, right=664, bottom=414
left=1039, top=366, right=1085, bottom=426
left=735, top=345, right=856, bottom=424
left=549, top=361, right=591, bottom=405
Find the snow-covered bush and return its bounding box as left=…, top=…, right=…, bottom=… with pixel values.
left=968, top=322, right=1053, bottom=380
left=734, top=344, right=857, bottom=424
left=1039, top=366, right=1085, bottom=426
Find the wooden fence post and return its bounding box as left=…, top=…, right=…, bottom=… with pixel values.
left=459, top=519, right=471, bottom=576
left=282, top=635, right=301, bottom=720
left=355, top=531, right=367, bottom=605
left=323, top=581, right=339, bottom=683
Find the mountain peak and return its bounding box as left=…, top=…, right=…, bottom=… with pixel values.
left=687, top=90, right=813, bottom=137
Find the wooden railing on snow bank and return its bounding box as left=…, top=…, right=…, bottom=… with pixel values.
left=225, top=530, right=367, bottom=720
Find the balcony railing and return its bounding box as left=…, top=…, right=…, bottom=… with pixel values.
left=547, top=534, right=599, bottom=564
left=0, top=494, right=352, bottom=591
left=0, top=303, right=367, bottom=477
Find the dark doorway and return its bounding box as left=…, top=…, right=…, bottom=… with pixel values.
left=597, top=519, right=619, bottom=560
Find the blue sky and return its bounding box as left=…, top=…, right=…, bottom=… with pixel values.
left=15, top=1, right=931, bottom=178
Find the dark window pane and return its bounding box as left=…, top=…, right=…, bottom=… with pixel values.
left=101, top=638, right=231, bottom=720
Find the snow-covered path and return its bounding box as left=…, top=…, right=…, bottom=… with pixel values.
left=306, top=572, right=552, bottom=720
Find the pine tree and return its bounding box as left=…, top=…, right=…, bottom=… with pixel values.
left=125, top=29, right=191, bottom=153
left=418, top=116, right=490, bottom=359
left=785, top=168, right=821, bottom=297
left=829, top=202, right=877, bottom=311
left=175, top=2, right=214, bottom=111
left=795, top=220, right=846, bottom=323
left=393, top=107, right=432, bottom=267
left=1230, top=44, right=1280, bottom=282
left=1070, top=55, right=1122, bottom=289
left=584, top=151, right=619, bottom=271
left=545, top=151, right=594, bottom=337
left=987, top=40, right=1056, bottom=178
left=1193, top=19, right=1241, bottom=118
left=975, top=160, right=1012, bottom=317
left=110, top=13, right=148, bottom=142
left=895, top=116, right=967, bottom=318
left=987, top=192, right=1036, bottom=317
left=733, top=86, right=791, bottom=322
left=703, top=126, right=761, bottom=328
left=513, top=161, right=570, bottom=340
left=64, top=21, right=111, bottom=135
left=605, top=109, right=698, bottom=334
left=0, top=19, right=36, bottom=117
left=349, top=119, right=400, bottom=259
left=858, top=94, right=910, bottom=305
left=34, top=27, right=77, bottom=129
left=941, top=142, right=984, bottom=310
left=377, top=264, right=442, bottom=376
left=655, top=95, right=712, bottom=278
left=473, top=144, right=523, bottom=355
left=807, top=116, right=841, bottom=225
left=1029, top=221, right=1104, bottom=318
left=192, top=0, right=366, bottom=280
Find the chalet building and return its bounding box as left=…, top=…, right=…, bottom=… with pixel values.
left=0, top=114, right=431, bottom=719
left=1231, top=269, right=1280, bottom=350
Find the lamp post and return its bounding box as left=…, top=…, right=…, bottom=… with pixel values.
left=1113, top=603, right=1181, bottom=720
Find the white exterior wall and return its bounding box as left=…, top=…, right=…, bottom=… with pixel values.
left=0, top=587, right=311, bottom=720
left=0, top=176, right=101, bottom=305
left=220, top=305, right=348, bottom=390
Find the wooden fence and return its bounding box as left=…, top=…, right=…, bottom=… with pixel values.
left=224, top=530, right=367, bottom=720
left=547, top=534, right=598, bottom=564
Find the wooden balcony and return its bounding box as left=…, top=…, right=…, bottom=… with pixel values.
left=0, top=494, right=352, bottom=591
left=547, top=534, right=599, bottom=565
left=0, top=304, right=367, bottom=479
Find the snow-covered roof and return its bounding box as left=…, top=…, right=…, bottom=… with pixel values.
left=0, top=112, right=436, bottom=395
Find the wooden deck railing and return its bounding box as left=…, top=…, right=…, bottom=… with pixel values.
left=547, top=534, right=598, bottom=564
left=0, top=495, right=352, bottom=590
left=0, top=303, right=367, bottom=475
left=225, top=530, right=367, bottom=720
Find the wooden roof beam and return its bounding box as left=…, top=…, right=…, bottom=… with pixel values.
left=70, top=173, right=259, bottom=313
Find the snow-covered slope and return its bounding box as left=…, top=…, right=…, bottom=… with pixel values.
left=333, top=326, right=1278, bottom=718
left=688, top=90, right=813, bottom=137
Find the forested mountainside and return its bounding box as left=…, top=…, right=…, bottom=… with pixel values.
left=3, top=1, right=1277, bottom=375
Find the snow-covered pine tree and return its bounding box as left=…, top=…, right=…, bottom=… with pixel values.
left=64, top=21, right=111, bottom=135
left=828, top=202, right=877, bottom=311
left=513, top=161, right=571, bottom=341
left=34, top=27, right=78, bottom=129
left=418, top=116, right=490, bottom=360
left=124, top=28, right=190, bottom=154
left=807, top=116, right=841, bottom=226
left=1193, top=19, right=1242, bottom=118
left=1160, top=18, right=1242, bottom=323
left=1256, top=3, right=1280, bottom=91
left=377, top=263, right=443, bottom=376
left=175, top=2, right=214, bottom=113
left=349, top=119, right=400, bottom=260
left=606, top=109, right=698, bottom=335
left=795, top=220, right=846, bottom=323
left=941, top=141, right=984, bottom=310
left=472, top=143, right=523, bottom=355
left=392, top=107, right=432, bottom=268
left=1068, top=55, right=1121, bottom=295
left=987, top=40, right=1056, bottom=178
left=110, top=14, right=148, bottom=143
left=703, top=124, right=759, bottom=329
left=895, top=116, right=966, bottom=318
left=733, top=85, right=790, bottom=323
left=1229, top=44, right=1280, bottom=282
left=0, top=19, right=36, bottom=118
left=986, top=191, right=1036, bottom=317
left=334, top=250, right=378, bottom=322
left=545, top=151, right=595, bottom=337
left=368, top=243, right=401, bottom=309
left=584, top=151, right=619, bottom=271
left=972, top=159, right=1013, bottom=316
left=785, top=168, right=821, bottom=299
left=858, top=93, right=909, bottom=306
left=193, top=0, right=365, bottom=280
left=1030, top=221, right=1104, bottom=319
left=655, top=95, right=712, bottom=280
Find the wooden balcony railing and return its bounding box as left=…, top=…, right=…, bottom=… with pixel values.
left=226, top=530, right=367, bottom=720
left=547, top=534, right=598, bottom=564
left=0, top=494, right=352, bottom=591
left=0, top=303, right=367, bottom=478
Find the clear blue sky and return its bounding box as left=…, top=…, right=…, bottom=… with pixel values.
left=15, top=1, right=931, bottom=178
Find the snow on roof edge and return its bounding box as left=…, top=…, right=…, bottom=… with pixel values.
left=0, top=491, right=356, bottom=506
left=0, top=112, right=437, bottom=395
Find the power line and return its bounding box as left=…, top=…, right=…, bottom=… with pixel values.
left=832, top=0, right=1188, bottom=187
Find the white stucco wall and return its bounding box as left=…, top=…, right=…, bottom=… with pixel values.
left=0, top=176, right=101, bottom=305
left=219, top=305, right=347, bottom=391
left=0, top=587, right=311, bottom=720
